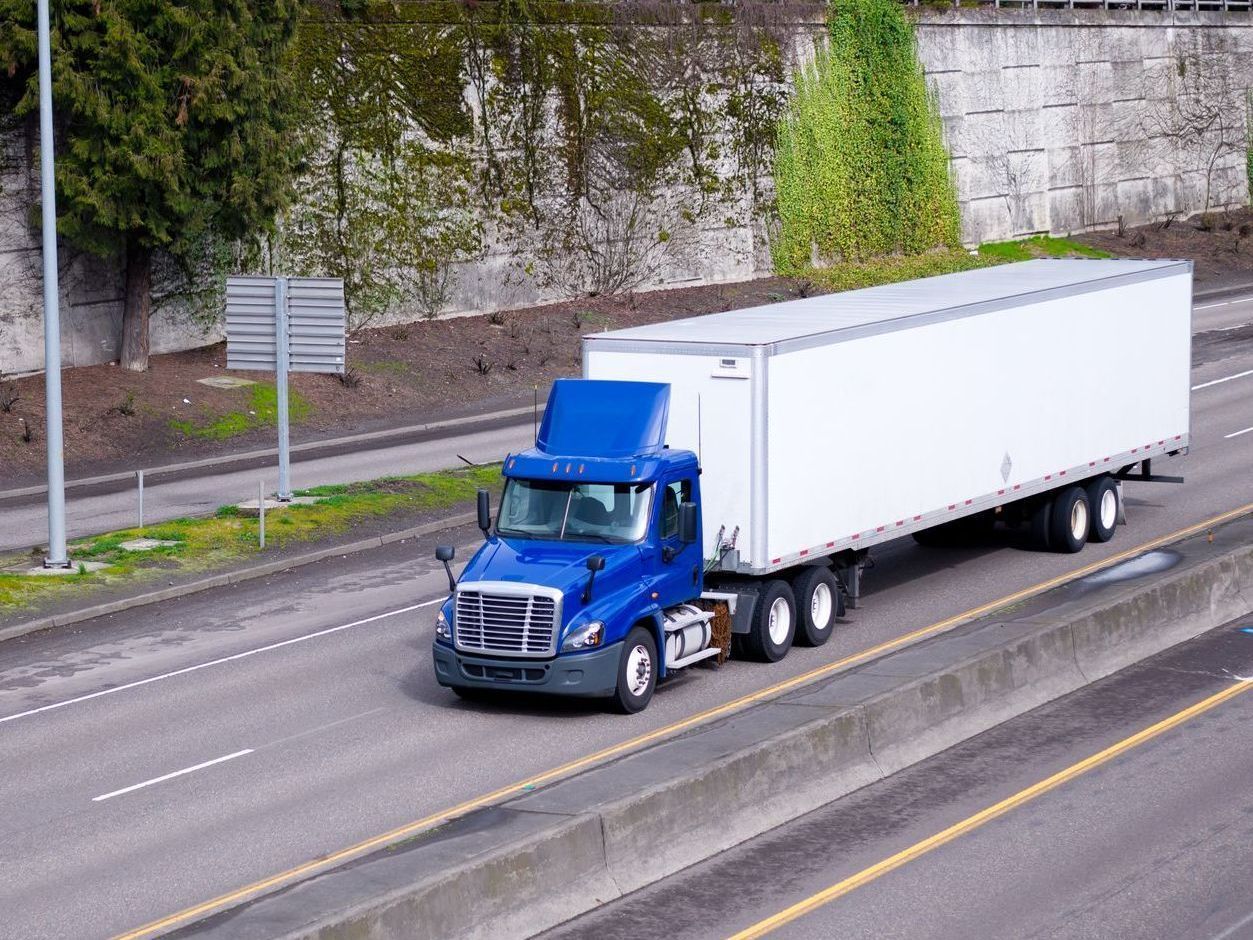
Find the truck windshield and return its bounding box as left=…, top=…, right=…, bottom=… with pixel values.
left=496, top=479, right=653, bottom=544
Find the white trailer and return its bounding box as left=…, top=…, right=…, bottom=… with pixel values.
left=584, top=259, right=1192, bottom=608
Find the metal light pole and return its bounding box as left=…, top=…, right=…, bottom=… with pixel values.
left=37, top=0, right=69, bottom=568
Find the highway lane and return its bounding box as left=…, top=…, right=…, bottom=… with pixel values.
left=0, top=334, right=1250, bottom=938
left=1192, top=289, right=1253, bottom=333
left=542, top=622, right=1253, bottom=940
left=1, top=289, right=1248, bottom=555
left=0, top=414, right=535, bottom=552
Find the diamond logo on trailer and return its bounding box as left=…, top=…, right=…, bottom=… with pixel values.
left=1001, top=452, right=1013, bottom=483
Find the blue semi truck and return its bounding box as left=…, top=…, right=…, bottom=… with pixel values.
left=431, top=261, right=1192, bottom=712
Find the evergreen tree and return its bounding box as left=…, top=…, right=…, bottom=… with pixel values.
left=0, top=1, right=305, bottom=371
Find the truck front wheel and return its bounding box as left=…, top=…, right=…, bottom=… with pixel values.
left=792, top=567, right=841, bottom=647
left=742, top=580, right=796, bottom=662
left=610, top=626, right=658, bottom=714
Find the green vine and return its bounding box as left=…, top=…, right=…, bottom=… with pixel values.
left=772, top=0, right=960, bottom=274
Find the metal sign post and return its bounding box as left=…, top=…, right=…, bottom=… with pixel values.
left=37, top=0, right=68, bottom=568
left=225, top=276, right=345, bottom=503
left=273, top=277, right=292, bottom=500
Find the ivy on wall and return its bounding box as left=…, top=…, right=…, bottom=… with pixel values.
left=279, top=1, right=798, bottom=327
left=772, top=0, right=960, bottom=274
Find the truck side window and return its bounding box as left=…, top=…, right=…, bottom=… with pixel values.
left=661, top=480, right=691, bottom=539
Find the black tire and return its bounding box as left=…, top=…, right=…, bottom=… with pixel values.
left=792, top=567, right=841, bottom=647
left=1029, top=496, right=1053, bottom=551
left=1085, top=476, right=1118, bottom=543
left=610, top=626, right=658, bottom=714
left=1048, top=485, right=1090, bottom=554
left=742, top=580, right=796, bottom=662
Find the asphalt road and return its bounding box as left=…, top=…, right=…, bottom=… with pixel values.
left=542, top=620, right=1253, bottom=940
left=2, top=290, right=1250, bottom=555
left=0, top=412, right=535, bottom=552
left=0, top=310, right=1250, bottom=938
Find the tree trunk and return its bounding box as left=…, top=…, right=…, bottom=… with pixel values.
left=120, top=242, right=152, bottom=372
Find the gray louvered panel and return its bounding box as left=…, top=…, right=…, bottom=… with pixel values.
left=225, top=276, right=278, bottom=371
left=224, top=275, right=346, bottom=374
left=286, top=277, right=346, bottom=374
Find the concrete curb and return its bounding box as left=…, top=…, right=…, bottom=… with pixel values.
left=183, top=519, right=1253, bottom=940
left=0, top=405, right=534, bottom=502
left=1194, top=278, right=1253, bottom=303
left=0, top=512, right=476, bottom=645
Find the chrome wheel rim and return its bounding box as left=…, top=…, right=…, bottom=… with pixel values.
left=1070, top=498, right=1089, bottom=542
left=626, top=644, right=652, bottom=697
left=1099, top=487, right=1117, bottom=531
left=768, top=596, right=792, bottom=646
left=810, top=582, right=833, bottom=631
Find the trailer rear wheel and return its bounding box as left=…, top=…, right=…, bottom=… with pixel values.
left=610, top=626, right=658, bottom=714
left=1029, top=496, right=1054, bottom=551
left=743, top=580, right=796, bottom=662
left=1085, top=476, right=1118, bottom=542
left=1049, top=486, right=1090, bottom=553
left=792, top=567, right=842, bottom=647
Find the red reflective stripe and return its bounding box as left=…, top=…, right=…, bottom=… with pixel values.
left=771, top=558, right=781, bottom=564
left=876, top=526, right=885, bottom=533
left=913, top=515, right=922, bottom=521
left=895, top=520, right=904, bottom=527
left=948, top=504, right=956, bottom=510
left=826, top=541, right=835, bottom=548
left=799, top=549, right=809, bottom=557
left=851, top=534, right=860, bottom=540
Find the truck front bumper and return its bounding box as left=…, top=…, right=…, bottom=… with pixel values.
left=432, top=641, right=622, bottom=698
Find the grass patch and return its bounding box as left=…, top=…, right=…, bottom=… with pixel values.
left=0, top=464, right=502, bottom=613
left=170, top=383, right=311, bottom=441
left=803, top=249, right=1000, bottom=294
left=977, top=236, right=1112, bottom=262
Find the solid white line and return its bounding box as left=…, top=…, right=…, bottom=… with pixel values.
left=0, top=599, right=443, bottom=727
left=1194, top=301, right=1233, bottom=310
left=92, top=749, right=253, bottom=802
left=1224, top=427, right=1253, bottom=440
left=1210, top=907, right=1253, bottom=940
left=1192, top=369, right=1253, bottom=391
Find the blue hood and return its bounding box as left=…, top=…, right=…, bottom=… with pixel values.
left=459, top=536, right=644, bottom=621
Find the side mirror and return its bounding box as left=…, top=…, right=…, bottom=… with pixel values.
left=476, top=489, right=492, bottom=538
left=435, top=545, right=456, bottom=592
left=678, top=501, right=698, bottom=545
left=582, top=554, right=605, bottom=604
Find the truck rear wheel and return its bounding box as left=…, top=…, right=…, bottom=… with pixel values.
left=1085, top=476, right=1118, bottom=542
left=792, top=567, right=841, bottom=647
left=743, top=580, right=796, bottom=662
left=610, top=626, right=658, bottom=714
left=1048, top=486, right=1090, bottom=553
left=1029, top=496, right=1053, bottom=551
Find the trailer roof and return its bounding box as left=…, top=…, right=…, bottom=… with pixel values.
left=584, top=259, right=1191, bottom=352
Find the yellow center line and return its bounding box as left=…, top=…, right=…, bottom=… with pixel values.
left=728, top=677, right=1253, bottom=940
left=114, top=500, right=1253, bottom=940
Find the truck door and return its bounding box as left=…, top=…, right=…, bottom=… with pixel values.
left=655, top=477, right=701, bottom=609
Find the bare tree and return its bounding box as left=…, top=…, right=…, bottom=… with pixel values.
left=1142, top=37, right=1249, bottom=222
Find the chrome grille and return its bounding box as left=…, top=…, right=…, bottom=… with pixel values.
left=455, top=587, right=559, bottom=657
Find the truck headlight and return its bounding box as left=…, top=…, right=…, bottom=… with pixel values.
left=435, top=609, right=452, bottom=642
left=562, top=620, right=604, bottom=651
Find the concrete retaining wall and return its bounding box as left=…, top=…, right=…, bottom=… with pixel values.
left=181, top=515, right=1253, bottom=940
left=918, top=10, right=1253, bottom=243
left=4, top=10, right=1251, bottom=374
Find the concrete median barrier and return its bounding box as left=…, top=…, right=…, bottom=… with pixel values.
left=181, top=517, right=1253, bottom=940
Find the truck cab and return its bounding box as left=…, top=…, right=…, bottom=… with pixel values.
left=432, top=379, right=716, bottom=712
